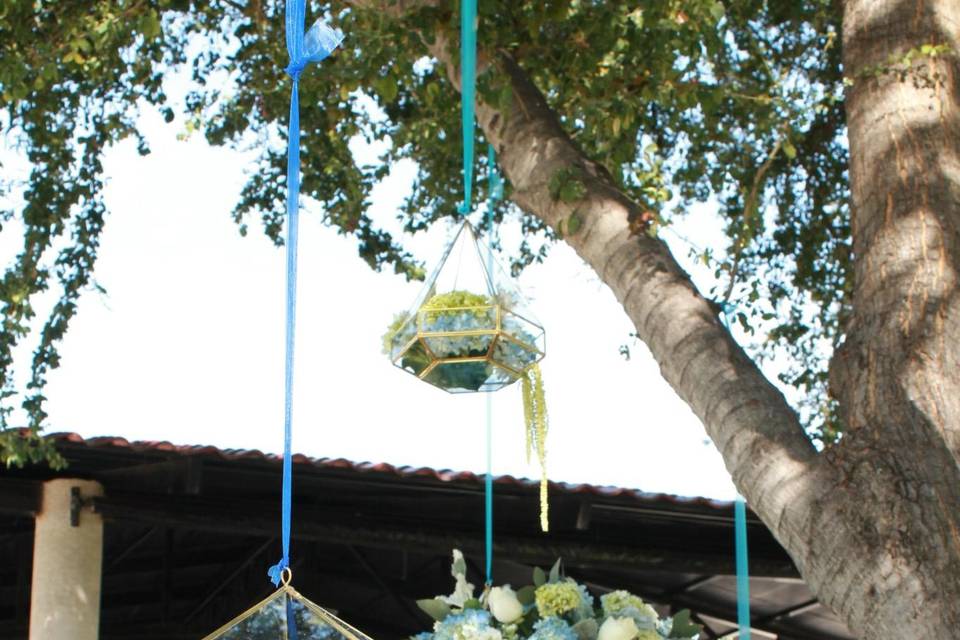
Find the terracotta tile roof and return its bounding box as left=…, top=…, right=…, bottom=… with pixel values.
left=46, top=431, right=737, bottom=514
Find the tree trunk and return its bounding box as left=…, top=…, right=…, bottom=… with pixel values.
left=347, top=1, right=960, bottom=636
left=825, top=0, right=960, bottom=634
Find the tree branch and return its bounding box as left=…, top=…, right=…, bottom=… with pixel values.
left=344, top=0, right=829, bottom=572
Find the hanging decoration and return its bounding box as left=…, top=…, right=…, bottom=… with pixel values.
left=483, top=143, right=499, bottom=586
left=382, top=223, right=545, bottom=393
left=382, top=0, right=550, bottom=531
left=414, top=551, right=703, bottom=640
left=719, top=302, right=752, bottom=639
left=735, top=498, right=751, bottom=637
left=381, top=221, right=550, bottom=529
left=201, top=4, right=376, bottom=639
left=203, top=576, right=376, bottom=640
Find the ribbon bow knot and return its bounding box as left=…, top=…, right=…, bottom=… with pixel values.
left=286, top=20, right=344, bottom=80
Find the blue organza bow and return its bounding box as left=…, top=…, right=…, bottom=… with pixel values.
left=287, top=19, right=344, bottom=78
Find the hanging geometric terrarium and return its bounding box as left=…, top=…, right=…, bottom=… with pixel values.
left=203, top=583, right=375, bottom=640
left=383, top=221, right=545, bottom=393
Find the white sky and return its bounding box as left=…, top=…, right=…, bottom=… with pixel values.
left=1, top=76, right=749, bottom=501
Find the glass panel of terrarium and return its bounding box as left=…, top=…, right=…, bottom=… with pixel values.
left=401, top=221, right=542, bottom=329
left=425, top=222, right=497, bottom=300
left=386, top=312, right=420, bottom=363
left=422, top=333, right=495, bottom=360
left=500, top=310, right=546, bottom=357
left=477, top=364, right=520, bottom=391
left=493, top=336, right=541, bottom=373
left=423, top=360, right=496, bottom=393
left=204, top=588, right=287, bottom=640
left=481, top=248, right=543, bottom=334
left=392, top=339, right=432, bottom=377
left=204, top=587, right=376, bottom=640
left=399, top=223, right=488, bottom=321
left=418, top=303, right=497, bottom=334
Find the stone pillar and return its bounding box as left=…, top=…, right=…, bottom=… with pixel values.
left=29, top=478, right=104, bottom=640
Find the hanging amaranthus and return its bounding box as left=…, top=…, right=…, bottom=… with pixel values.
left=522, top=362, right=549, bottom=531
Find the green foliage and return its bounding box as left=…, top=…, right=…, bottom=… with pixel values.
left=533, top=566, right=547, bottom=588
left=418, top=598, right=453, bottom=622
left=1, top=0, right=850, bottom=460
left=667, top=610, right=701, bottom=638
left=549, top=168, right=587, bottom=204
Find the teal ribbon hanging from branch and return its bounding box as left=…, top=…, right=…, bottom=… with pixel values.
left=458, top=0, right=478, bottom=215
left=267, top=2, right=343, bottom=587
left=735, top=497, right=752, bottom=639
left=719, top=302, right=751, bottom=638
left=484, top=144, right=501, bottom=584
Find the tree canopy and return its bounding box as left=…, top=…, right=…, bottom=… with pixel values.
left=0, top=0, right=848, bottom=464
left=7, top=1, right=960, bottom=637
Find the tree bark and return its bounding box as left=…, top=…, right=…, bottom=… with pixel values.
left=826, top=0, right=960, bottom=634
left=345, top=1, right=960, bottom=636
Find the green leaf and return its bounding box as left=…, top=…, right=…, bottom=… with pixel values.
left=783, top=139, right=797, bottom=160
left=452, top=554, right=467, bottom=576
left=572, top=619, right=599, bottom=640
left=533, top=566, right=546, bottom=587
left=709, top=2, right=726, bottom=22
left=560, top=180, right=586, bottom=203
left=141, top=11, right=161, bottom=39
left=417, top=598, right=452, bottom=621
left=498, top=83, right=513, bottom=113
left=516, top=585, right=536, bottom=605
left=463, top=598, right=482, bottom=610
left=669, top=609, right=702, bottom=638
left=374, top=76, right=398, bottom=103
left=548, top=558, right=563, bottom=583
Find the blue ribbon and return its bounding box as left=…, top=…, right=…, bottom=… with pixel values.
left=268, top=3, right=343, bottom=588
left=458, top=0, right=478, bottom=215
left=735, top=497, right=751, bottom=638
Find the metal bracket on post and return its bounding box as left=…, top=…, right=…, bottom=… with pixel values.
left=69, top=486, right=91, bottom=527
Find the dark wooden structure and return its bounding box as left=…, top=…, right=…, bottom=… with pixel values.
left=0, top=433, right=852, bottom=639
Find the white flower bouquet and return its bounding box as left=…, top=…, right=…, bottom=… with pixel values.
left=413, top=552, right=702, bottom=640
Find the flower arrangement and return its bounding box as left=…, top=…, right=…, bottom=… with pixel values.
left=414, top=552, right=702, bottom=640
left=383, top=290, right=543, bottom=392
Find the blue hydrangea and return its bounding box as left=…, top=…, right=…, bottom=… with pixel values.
left=529, top=617, right=578, bottom=640
left=433, top=610, right=501, bottom=640
left=412, top=632, right=435, bottom=640
left=573, top=583, right=595, bottom=621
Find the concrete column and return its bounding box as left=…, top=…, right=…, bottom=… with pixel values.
left=29, top=478, right=104, bottom=640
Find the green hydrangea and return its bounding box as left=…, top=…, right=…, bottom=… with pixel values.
left=636, top=631, right=661, bottom=640
left=600, top=591, right=658, bottom=630
left=600, top=591, right=643, bottom=617
left=421, top=290, right=492, bottom=323
left=536, top=582, right=583, bottom=618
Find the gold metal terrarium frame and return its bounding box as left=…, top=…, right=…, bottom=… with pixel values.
left=202, top=576, right=376, bottom=640
left=388, top=222, right=546, bottom=393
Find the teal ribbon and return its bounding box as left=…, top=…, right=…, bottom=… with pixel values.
left=718, top=303, right=751, bottom=637
left=458, top=0, right=477, bottom=215
left=735, top=497, right=751, bottom=638
left=484, top=144, right=500, bottom=584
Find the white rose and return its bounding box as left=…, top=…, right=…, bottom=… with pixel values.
left=598, top=617, right=639, bottom=640
left=488, top=585, right=524, bottom=623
